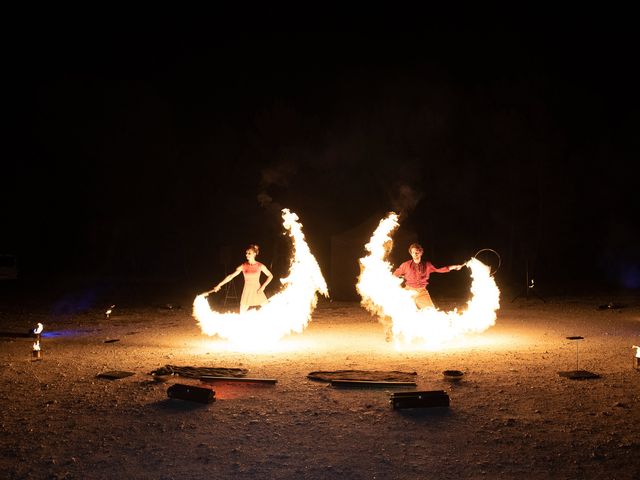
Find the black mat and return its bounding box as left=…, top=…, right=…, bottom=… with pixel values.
left=558, top=370, right=601, bottom=380
left=97, top=371, right=135, bottom=380
left=150, top=365, right=248, bottom=379
left=308, top=370, right=417, bottom=383
left=597, top=303, right=626, bottom=310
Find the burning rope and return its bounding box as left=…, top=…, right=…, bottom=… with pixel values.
left=193, top=209, right=328, bottom=347
left=357, top=212, right=501, bottom=347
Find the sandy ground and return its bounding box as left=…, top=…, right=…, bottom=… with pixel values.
left=1, top=291, right=639, bottom=480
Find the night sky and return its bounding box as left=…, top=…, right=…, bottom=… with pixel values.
left=4, top=17, right=639, bottom=298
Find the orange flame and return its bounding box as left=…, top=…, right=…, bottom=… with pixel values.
left=357, top=212, right=501, bottom=348
left=32, top=340, right=41, bottom=351
left=193, top=209, right=328, bottom=349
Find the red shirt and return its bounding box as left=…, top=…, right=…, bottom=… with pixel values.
left=242, top=262, right=263, bottom=274
left=393, top=260, right=450, bottom=288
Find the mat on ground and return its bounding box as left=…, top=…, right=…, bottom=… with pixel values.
left=150, top=365, right=248, bottom=379
left=308, top=369, right=417, bottom=383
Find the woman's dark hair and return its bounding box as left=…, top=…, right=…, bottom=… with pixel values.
left=246, top=244, right=260, bottom=255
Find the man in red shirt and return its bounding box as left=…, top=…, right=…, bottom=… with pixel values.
left=394, top=243, right=464, bottom=309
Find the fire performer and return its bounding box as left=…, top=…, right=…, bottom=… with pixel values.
left=394, top=243, right=464, bottom=310
left=206, top=244, right=274, bottom=313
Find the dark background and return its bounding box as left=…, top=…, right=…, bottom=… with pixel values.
left=3, top=15, right=639, bottom=303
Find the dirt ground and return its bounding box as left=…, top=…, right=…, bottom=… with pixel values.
left=1, top=290, right=639, bottom=480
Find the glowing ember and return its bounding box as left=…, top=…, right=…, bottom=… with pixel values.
left=33, top=323, right=44, bottom=335
left=193, top=209, right=328, bottom=349
left=357, top=212, right=501, bottom=348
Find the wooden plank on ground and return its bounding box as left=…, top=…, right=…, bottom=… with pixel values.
left=331, top=379, right=417, bottom=388
left=200, top=376, right=277, bottom=384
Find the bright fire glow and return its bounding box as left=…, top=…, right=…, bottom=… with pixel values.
left=193, top=209, right=328, bottom=349
left=357, top=212, right=501, bottom=348
left=32, top=340, right=41, bottom=351
left=633, top=345, right=640, bottom=358
left=33, top=323, right=44, bottom=335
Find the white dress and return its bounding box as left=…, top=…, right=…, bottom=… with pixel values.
left=240, top=262, right=268, bottom=308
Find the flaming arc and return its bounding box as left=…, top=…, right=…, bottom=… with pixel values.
left=357, top=213, right=501, bottom=348
left=193, top=209, right=328, bottom=348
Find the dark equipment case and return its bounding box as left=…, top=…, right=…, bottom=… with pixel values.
left=167, top=383, right=216, bottom=404
left=390, top=390, right=450, bottom=409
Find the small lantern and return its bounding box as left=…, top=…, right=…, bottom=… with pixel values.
left=32, top=340, right=42, bottom=360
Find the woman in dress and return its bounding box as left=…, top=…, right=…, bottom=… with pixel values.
left=207, top=244, right=273, bottom=313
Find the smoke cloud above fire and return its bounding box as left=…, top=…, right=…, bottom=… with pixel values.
left=257, top=160, right=297, bottom=216
left=390, top=183, right=424, bottom=218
